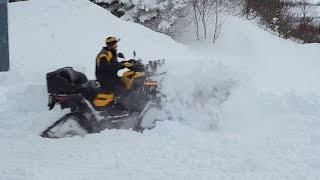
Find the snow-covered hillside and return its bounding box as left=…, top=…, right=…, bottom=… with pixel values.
left=1, top=0, right=320, bottom=179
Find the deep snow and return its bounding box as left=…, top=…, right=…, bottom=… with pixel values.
left=1, top=0, right=320, bottom=179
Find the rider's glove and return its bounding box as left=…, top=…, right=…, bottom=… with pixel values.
left=123, top=62, right=133, bottom=68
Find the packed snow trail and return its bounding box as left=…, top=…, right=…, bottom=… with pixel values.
left=0, top=0, right=320, bottom=179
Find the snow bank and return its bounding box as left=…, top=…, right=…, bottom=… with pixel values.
left=1, top=0, right=320, bottom=179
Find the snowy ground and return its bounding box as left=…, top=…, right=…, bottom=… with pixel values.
left=1, top=0, right=320, bottom=179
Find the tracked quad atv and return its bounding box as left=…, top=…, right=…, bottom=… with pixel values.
left=41, top=57, right=166, bottom=138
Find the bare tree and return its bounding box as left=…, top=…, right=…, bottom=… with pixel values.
left=299, top=0, right=316, bottom=25
left=227, top=0, right=245, bottom=16
left=190, top=0, right=201, bottom=40
left=242, top=0, right=253, bottom=18
left=188, top=0, right=230, bottom=42
left=210, top=0, right=228, bottom=43
left=240, top=0, right=320, bottom=43
left=277, top=3, right=295, bottom=39
left=242, top=0, right=262, bottom=19
left=196, top=0, right=212, bottom=39
left=188, top=0, right=212, bottom=39
left=297, top=0, right=317, bottom=43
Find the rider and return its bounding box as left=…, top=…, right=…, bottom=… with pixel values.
left=94, top=37, right=133, bottom=116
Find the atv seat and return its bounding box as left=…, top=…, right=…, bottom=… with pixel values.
left=47, top=67, right=88, bottom=93
left=60, top=67, right=88, bottom=85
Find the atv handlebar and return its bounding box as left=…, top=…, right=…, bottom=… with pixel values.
left=122, top=58, right=165, bottom=75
